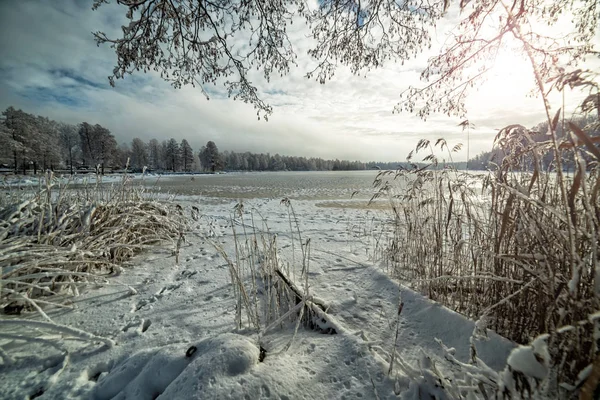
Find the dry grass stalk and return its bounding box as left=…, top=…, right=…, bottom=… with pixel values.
left=376, top=124, right=599, bottom=393
left=1, top=172, right=185, bottom=349
left=212, top=199, right=328, bottom=347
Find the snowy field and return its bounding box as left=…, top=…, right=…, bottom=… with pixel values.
left=0, top=172, right=521, bottom=399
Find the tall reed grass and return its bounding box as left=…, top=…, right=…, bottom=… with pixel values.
left=210, top=198, right=339, bottom=354
left=375, top=117, right=599, bottom=395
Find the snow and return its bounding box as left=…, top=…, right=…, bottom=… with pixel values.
left=506, top=334, right=549, bottom=380
left=94, top=343, right=199, bottom=400
left=0, top=174, right=518, bottom=399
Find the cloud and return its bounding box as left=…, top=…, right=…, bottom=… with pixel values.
left=0, top=0, right=597, bottom=162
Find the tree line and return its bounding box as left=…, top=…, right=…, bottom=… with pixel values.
left=0, top=107, right=378, bottom=174
left=14, top=105, right=595, bottom=175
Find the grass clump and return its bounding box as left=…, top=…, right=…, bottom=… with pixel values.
left=376, top=115, right=600, bottom=396
left=1, top=171, right=185, bottom=319
left=211, top=198, right=338, bottom=351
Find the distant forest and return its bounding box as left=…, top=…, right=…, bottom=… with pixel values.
left=3, top=106, right=595, bottom=174
left=0, top=107, right=393, bottom=173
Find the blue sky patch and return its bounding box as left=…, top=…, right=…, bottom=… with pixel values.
left=20, top=86, right=86, bottom=108
left=50, top=68, right=104, bottom=89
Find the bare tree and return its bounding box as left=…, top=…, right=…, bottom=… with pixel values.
left=1, top=107, right=62, bottom=174
left=0, top=118, right=12, bottom=167
left=93, top=1, right=597, bottom=121
left=79, top=122, right=118, bottom=174
left=92, top=0, right=446, bottom=119
left=32, top=117, right=62, bottom=172
left=397, top=1, right=599, bottom=119
left=117, top=141, right=132, bottom=168
left=148, top=138, right=161, bottom=170
left=2, top=107, right=32, bottom=172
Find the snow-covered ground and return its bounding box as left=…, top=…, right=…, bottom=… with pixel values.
left=0, top=176, right=516, bottom=399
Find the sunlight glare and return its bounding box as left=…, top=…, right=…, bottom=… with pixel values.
left=477, top=47, right=533, bottom=106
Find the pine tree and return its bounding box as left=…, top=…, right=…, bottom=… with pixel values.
left=164, top=138, right=180, bottom=171
left=180, top=139, right=194, bottom=172
left=199, top=141, right=220, bottom=172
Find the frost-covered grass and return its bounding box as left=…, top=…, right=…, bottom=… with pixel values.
left=188, top=158, right=597, bottom=398
left=0, top=172, right=185, bottom=352
left=0, top=164, right=597, bottom=399
left=210, top=198, right=331, bottom=342
left=374, top=138, right=599, bottom=397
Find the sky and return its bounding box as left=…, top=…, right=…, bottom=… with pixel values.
left=0, top=0, right=597, bottom=162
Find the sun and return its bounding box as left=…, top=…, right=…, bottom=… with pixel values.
left=484, top=47, right=532, bottom=96
left=493, top=46, right=531, bottom=76
left=465, top=45, right=537, bottom=116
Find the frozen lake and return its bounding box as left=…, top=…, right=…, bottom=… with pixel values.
left=146, top=170, right=382, bottom=200
left=1, top=169, right=518, bottom=400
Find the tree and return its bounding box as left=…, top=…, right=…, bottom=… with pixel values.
left=94, top=1, right=597, bottom=122
left=33, top=116, right=62, bottom=172
left=198, top=145, right=207, bottom=170
left=180, top=139, right=194, bottom=172
left=148, top=138, right=161, bottom=170
left=92, top=0, right=446, bottom=119
left=1, top=107, right=63, bottom=174
left=160, top=140, right=168, bottom=171
left=117, top=142, right=132, bottom=169
left=164, top=138, right=180, bottom=171
left=0, top=116, right=14, bottom=167
left=59, top=123, right=79, bottom=174
left=79, top=122, right=93, bottom=167
left=130, top=137, right=148, bottom=169
left=199, top=141, right=221, bottom=172
left=270, top=154, right=286, bottom=171
left=79, top=122, right=118, bottom=174
left=95, top=125, right=118, bottom=173
left=258, top=153, right=269, bottom=171
left=2, top=107, right=36, bottom=172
